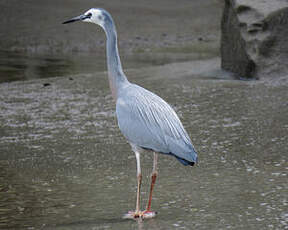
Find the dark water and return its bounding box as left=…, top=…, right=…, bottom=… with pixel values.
left=0, top=39, right=219, bottom=84
left=0, top=51, right=104, bottom=83
left=0, top=59, right=287, bottom=229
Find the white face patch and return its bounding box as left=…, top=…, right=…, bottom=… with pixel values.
left=83, top=8, right=105, bottom=27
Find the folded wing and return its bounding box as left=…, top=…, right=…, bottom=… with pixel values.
left=116, top=84, right=198, bottom=165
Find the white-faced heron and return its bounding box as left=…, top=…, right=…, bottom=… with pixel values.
left=63, top=8, right=198, bottom=219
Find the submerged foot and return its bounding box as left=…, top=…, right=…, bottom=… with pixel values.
left=123, top=210, right=157, bottom=219
left=142, top=210, right=157, bottom=219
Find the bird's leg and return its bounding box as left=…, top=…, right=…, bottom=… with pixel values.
left=123, top=150, right=156, bottom=219
left=123, top=150, right=143, bottom=219
left=135, top=151, right=142, bottom=216
left=142, top=152, right=158, bottom=218
left=146, top=152, right=158, bottom=211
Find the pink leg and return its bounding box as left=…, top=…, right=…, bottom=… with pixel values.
left=144, top=152, right=158, bottom=216
left=123, top=151, right=158, bottom=219
left=123, top=151, right=143, bottom=219
left=135, top=151, right=142, bottom=215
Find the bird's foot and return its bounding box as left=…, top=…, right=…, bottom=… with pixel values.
left=142, top=210, right=157, bottom=219
left=123, top=210, right=157, bottom=219
left=122, top=210, right=142, bottom=219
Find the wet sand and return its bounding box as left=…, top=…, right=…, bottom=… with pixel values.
left=0, top=58, right=288, bottom=229
left=1, top=0, right=222, bottom=54
left=1, top=0, right=222, bottom=83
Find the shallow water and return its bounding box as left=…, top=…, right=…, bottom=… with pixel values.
left=0, top=60, right=287, bottom=229
left=0, top=42, right=218, bottom=84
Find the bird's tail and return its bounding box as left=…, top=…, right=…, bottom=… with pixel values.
left=174, top=155, right=195, bottom=166
left=173, top=148, right=198, bottom=166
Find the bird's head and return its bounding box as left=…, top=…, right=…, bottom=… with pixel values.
left=63, top=8, right=111, bottom=28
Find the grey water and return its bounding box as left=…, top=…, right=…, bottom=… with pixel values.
left=0, top=46, right=217, bottom=84
left=0, top=52, right=287, bottom=229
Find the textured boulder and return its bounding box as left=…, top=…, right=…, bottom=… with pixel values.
left=221, top=0, right=288, bottom=79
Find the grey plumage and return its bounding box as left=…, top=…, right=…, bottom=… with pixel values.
left=117, top=83, right=198, bottom=165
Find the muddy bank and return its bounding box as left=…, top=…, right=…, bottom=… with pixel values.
left=0, top=0, right=223, bottom=83
left=1, top=0, right=222, bottom=54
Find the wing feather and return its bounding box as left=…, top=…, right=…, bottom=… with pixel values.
left=116, top=84, right=197, bottom=163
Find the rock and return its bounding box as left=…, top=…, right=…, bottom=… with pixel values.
left=221, top=0, right=288, bottom=79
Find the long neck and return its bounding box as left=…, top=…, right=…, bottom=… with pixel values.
left=103, top=20, right=128, bottom=100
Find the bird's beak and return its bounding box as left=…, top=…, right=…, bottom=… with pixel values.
left=62, top=14, right=91, bottom=24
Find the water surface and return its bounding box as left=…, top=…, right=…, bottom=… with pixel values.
left=0, top=61, right=287, bottom=229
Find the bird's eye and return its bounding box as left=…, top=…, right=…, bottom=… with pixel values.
left=86, top=13, right=92, bottom=18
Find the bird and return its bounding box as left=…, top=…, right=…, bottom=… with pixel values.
left=63, top=8, right=198, bottom=219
